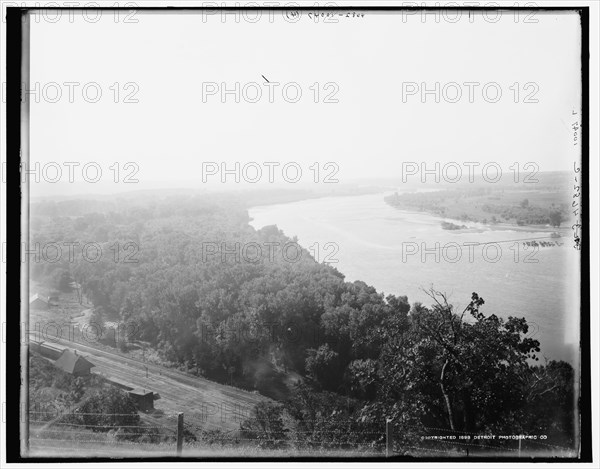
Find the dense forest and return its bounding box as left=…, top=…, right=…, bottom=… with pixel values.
left=29, top=191, right=576, bottom=451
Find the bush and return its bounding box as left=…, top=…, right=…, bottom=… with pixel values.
left=240, top=402, right=288, bottom=448
left=70, top=388, right=140, bottom=432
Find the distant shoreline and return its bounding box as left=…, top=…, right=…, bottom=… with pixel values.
left=393, top=207, right=570, bottom=234
left=250, top=192, right=571, bottom=236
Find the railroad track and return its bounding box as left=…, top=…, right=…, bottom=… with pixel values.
left=47, top=336, right=268, bottom=431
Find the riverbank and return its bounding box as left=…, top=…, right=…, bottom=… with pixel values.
left=384, top=188, right=572, bottom=234
left=249, top=192, right=579, bottom=364
left=382, top=207, right=571, bottom=235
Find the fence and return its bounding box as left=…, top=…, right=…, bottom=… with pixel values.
left=27, top=410, right=388, bottom=456
left=27, top=410, right=575, bottom=458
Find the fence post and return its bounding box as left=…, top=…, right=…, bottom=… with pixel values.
left=176, top=412, right=184, bottom=456
left=518, top=437, right=522, bottom=457
left=386, top=419, right=393, bottom=457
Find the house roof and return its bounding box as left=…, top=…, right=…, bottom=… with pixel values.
left=54, top=349, right=95, bottom=374
left=30, top=293, right=48, bottom=304
left=128, top=388, right=154, bottom=397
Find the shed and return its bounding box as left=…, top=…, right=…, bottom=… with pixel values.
left=29, top=294, right=49, bottom=310
left=30, top=339, right=43, bottom=355
left=127, top=389, right=156, bottom=411
left=103, top=375, right=134, bottom=391
left=39, top=342, right=65, bottom=360
left=54, top=349, right=95, bottom=376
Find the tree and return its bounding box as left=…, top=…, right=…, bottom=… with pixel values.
left=346, top=359, right=378, bottom=400
left=520, top=198, right=529, bottom=208
left=240, top=401, right=288, bottom=448
left=52, top=268, right=72, bottom=292
left=361, top=290, right=556, bottom=441
left=549, top=210, right=563, bottom=227
left=90, top=306, right=106, bottom=329
left=518, top=360, right=575, bottom=446
left=71, top=388, right=140, bottom=434
left=283, top=383, right=380, bottom=447
left=305, top=344, right=341, bottom=391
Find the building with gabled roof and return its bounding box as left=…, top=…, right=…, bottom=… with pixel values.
left=127, top=388, right=159, bottom=411
left=29, top=293, right=49, bottom=310
left=54, top=349, right=95, bottom=376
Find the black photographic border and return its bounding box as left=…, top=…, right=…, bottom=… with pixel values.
left=4, top=5, right=592, bottom=463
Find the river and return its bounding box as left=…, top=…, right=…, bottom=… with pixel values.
left=249, top=192, right=580, bottom=363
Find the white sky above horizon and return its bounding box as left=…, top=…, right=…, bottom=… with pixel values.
left=26, top=9, right=582, bottom=196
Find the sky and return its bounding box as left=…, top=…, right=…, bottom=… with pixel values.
left=26, top=9, right=582, bottom=195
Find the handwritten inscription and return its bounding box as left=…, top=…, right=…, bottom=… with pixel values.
left=571, top=110, right=581, bottom=250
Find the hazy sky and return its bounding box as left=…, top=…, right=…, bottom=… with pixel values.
left=27, top=9, right=582, bottom=194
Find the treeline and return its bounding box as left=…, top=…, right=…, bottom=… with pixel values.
left=240, top=292, right=575, bottom=451
left=384, top=189, right=569, bottom=227
left=30, top=192, right=576, bottom=448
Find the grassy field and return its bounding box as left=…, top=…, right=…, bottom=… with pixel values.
left=28, top=435, right=573, bottom=459
left=28, top=444, right=384, bottom=458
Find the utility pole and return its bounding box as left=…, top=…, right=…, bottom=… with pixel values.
left=176, top=412, right=184, bottom=456
left=386, top=419, right=393, bottom=457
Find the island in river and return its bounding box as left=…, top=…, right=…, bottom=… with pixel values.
left=384, top=174, right=573, bottom=231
